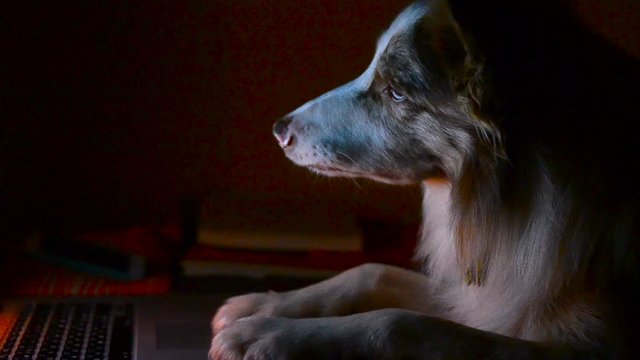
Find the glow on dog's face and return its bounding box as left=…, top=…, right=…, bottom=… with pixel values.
left=274, top=2, right=475, bottom=184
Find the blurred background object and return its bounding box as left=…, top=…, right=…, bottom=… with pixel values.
left=1, top=0, right=422, bottom=237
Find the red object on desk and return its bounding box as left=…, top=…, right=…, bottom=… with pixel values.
left=2, top=260, right=171, bottom=297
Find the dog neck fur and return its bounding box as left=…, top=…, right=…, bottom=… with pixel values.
left=418, top=153, right=602, bottom=341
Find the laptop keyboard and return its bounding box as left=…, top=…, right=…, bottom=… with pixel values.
left=0, top=302, right=133, bottom=360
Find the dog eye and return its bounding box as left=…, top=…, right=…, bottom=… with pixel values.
left=388, top=87, right=406, bottom=102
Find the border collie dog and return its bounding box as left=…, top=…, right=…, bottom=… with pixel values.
left=211, top=0, right=639, bottom=358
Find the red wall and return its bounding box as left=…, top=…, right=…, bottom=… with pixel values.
left=3, top=0, right=421, bottom=231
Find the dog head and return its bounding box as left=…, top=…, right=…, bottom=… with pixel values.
left=273, top=1, right=498, bottom=185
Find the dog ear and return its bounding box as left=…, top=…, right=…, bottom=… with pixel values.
left=420, top=0, right=504, bottom=157
left=420, top=0, right=488, bottom=115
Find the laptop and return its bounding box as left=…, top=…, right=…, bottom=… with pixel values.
left=0, top=294, right=228, bottom=360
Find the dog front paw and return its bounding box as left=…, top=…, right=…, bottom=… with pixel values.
left=209, top=316, right=371, bottom=360
left=209, top=316, right=288, bottom=360
left=212, top=292, right=287, bottom=334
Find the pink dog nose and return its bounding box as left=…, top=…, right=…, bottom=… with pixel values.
left=273, top=116, right=294, bottom=148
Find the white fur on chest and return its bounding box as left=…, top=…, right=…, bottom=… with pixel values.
left=415, top=180, right=557, bottom=339
left=417, top=181, right=510, bottom=335
left=416, top=180, right=461, bottom=286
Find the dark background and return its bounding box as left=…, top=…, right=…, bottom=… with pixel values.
left=1, top=0, right=638, bottom=250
